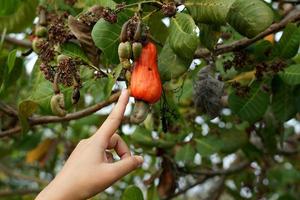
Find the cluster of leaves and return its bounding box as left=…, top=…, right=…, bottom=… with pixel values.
left=0, top=0, right=300, bottom=200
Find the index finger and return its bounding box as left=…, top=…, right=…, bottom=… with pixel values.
left=92, top=89, right=129, bottom=146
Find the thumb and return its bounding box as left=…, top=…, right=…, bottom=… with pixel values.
left=110, top=156, right=143, bottom=179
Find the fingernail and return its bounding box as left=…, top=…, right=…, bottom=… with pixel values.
left=121, top=89, right=128, bottom=96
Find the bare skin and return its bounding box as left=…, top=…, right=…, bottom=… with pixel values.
left=36, top=90, right=143, bottom=200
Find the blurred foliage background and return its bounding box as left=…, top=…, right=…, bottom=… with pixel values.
left=0, top=0, right=300, bottom=199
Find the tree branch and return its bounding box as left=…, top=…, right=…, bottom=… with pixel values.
left=0, top=101, right=18, bottom=117
left=0, top=91, right=121, bottom=138
left=180, top=161, right=250, bottom=176
left=4, top=36, right=32, bottom=49
left=0, top=163, right=48, bottom=185
left=0, top=189, right=41, bottom=197
left=194, top=9, right=300, bottom=58
left=165, top=161, right=250, bottom=200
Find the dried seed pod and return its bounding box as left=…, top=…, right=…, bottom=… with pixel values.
left=130, top=100, right=150, bottom=124
left=132, top=42, right=143, bottom=61
left=68, top=16, right=101, bottom=66
left=193, top=65, right=225, bottom=118
left=120, top=20, right=130, bottom=42
left=118, top=41, right=132, bottom=61
left=50, top=93, right=67, bottom=117
left=72, top=87, right=80, bottom=105
left=133, top=21, right=142, bottom=42
left=35, top=26, right=48, bottom=37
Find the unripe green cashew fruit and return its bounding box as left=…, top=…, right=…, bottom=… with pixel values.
left=35, top=26, right=48, bottom=37
left=32, top=38, right=45, bottom=53
left=57, top=54, right=69, bottom=63
left=132, top=42, right=143, bottom=61
left=130, top=100, right=150, bottom=124
left=118, top=41, right=132, bottom=61
left=50, top=93, right=67, bottom=117
left=226, top=0, right=274, bottom=38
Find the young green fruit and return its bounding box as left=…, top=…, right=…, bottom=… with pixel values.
left=50, top=93, right=67, bottom=117
left=32, top=38, right=45, bottom=53
left=118, top=41, right=132, bottom=61
left=130, top=100, right=150, bottom=124
left=132, top=42, right=143, bottom=61
left=35, top=26, right=48, bottom=37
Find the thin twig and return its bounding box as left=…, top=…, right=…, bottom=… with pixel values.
left=0, top=102, right=18, bottom=117
left=194, top=9, right=300, bottom=58
left=0, top=163, right=48, bottom=185
left=180, top=161, right=250, bottom=176
left=0, top=189, right=41, bottom=197
left=0, top=91, right=121, bottom=138
left=4, top=36, right=32, bottom=48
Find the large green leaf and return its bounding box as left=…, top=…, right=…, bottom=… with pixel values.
left=175, top=144, right=196, bottom=164
left=122, top=186, right=144, bottom=200
left=130, top=126, right=174, bottom=148
left=158, top=40, right=191, bottom=81
left=147, top=12, right=169, bottom=45
left=273, top=24, right=300, bottom=59
left=226, top=0, right=274, bottom=38
left=280, top=64, right=300, bottom=85
left=81, top=0, right=116, bottom=9
left=185, top=0, right=235, bottom=25
left=60, top=42, right=91, bottom=65
left=169, top=13, right=199, bottom=59
left=229, top=81, right=270, bottom=123
left=18, top=100, right=38, bottom=134
left=92, top=12, right=131, bottom=64
left=0, top=0, right=20, bottom=16
left=0, top=0, right=39, bottom=33
left=199, top=23, right=221, bottom=51
left=271, top=78, right=297, bottom=122
left=195, top=129, right=247, bottom=157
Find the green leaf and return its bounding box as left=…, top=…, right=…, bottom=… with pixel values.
left=60, top=42, right=90, bottom=64
left=131, top=126, right=174, bottom=148
left=0, top=0, right=20, bottom=16
left=199, top=24, right=221, bottom=51
left=0, top=0, right=39, bottom=33
left=175, top=144, right=196, bottom=164
left=279, top=64, right=300, bottom=85
left=158, top=40, right=191, bottom=81
left=122, top=185, right=144, bottom=200
left=274, top=24, right=300, bottom=59
left=18, top=100, right=38, bottom=134
left=169, top=13, right=199, bottom=59
left=185, top=0, right=235, bottom=25
left=147, top=12, right=169, bottom=45
left=195, top=138, right=217, bottom=157
left=226, top=0, right=274, bottom=38
left=195, top=129, right=247, bottom=157
left=271, top=78, right=297, bottom=122
left=0, top=59, right=8, bottom=88
left=92, top=12, right=131, bottom=64
left=147, top=184, right=160, bottom=200
left=82, top=0, right=116, bottom=9
left=229, top=81, right=270, bottom=123
left=6, top=49, right=17, bottom=73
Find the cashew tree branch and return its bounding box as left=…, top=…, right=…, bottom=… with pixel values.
left=194, top=9, right=300, bottom=58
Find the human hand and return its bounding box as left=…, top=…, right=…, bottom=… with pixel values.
left=36, top=89, right=143, bottom=200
